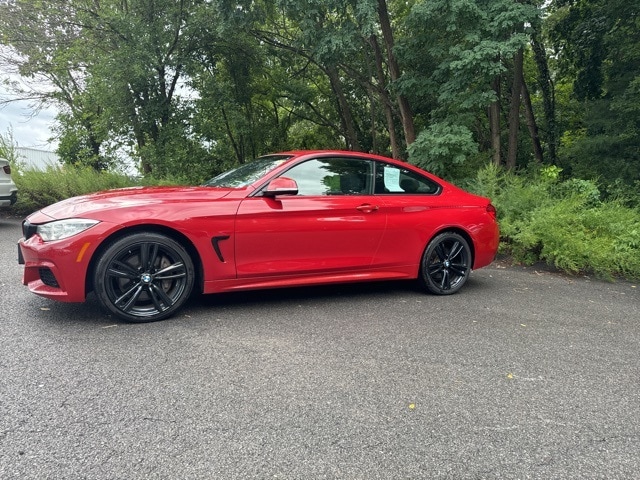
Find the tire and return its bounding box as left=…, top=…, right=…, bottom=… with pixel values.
left=93, top=232, right=194, bottom=322
left=420, top=232, right=471, bottom=295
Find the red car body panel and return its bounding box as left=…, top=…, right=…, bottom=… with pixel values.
left=18, top=151, right=499, bottom=306
left=234, top=194, right=387, bottom=276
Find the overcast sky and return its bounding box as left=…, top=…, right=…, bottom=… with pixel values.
left=0, top=86, right=58, bottom=151
left=0, top=42, right=59, bottom=152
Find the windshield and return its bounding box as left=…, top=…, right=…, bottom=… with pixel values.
left=203, top=155, right=292, bottom=188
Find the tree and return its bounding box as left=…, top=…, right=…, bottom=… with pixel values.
left=549, top=0, right=640, bottom=183
left=506, top=47, right=524, bottom=169
left=248, top=0, right=422, bottom=158
left=78, top=0, right=206, bottom=174
left=402, top=0, right=539, bottom=175
left=252, top=0, right=370, bottom=153
left=0, top=1, right=113, bottom=169
left=1, top=0, right=212, bottom=176
left=530, top=26, right=558, bottom=164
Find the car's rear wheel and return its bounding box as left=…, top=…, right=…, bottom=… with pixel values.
left=420, top=232, right=471, bottom=295
left=93, top=233, right=194, bottom=322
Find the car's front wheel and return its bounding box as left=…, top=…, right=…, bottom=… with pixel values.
left=420, top=232, right=471, bottom=295
left=93, top=233, right=194, bottom=322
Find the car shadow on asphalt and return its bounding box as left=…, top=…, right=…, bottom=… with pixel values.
left=24, top=276, right=490, bottom=327
left=192, top=274, right=489, bottom=310
left=194, top=279, right=418, bottom=308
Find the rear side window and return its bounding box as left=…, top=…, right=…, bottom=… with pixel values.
left=374, top=163, right=440, bottom=195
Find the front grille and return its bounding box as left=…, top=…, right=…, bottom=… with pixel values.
left=39, top=268, right=60, bottom=288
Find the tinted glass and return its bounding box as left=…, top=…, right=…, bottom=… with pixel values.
left=281, top=158, right=373, bottom=196
left=374, top=163, right=440, bottom=194
left=203, top=155, right=291, bottom=188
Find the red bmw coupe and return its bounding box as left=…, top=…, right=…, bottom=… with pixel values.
left=19, top=151, right=499, bottom=322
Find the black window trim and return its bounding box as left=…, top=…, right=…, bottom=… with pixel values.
left=251, top=154, right=443, bottom=197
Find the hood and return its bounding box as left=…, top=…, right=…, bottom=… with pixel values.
left=38, top=186, right=234, bottom=220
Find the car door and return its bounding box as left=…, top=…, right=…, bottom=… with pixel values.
left=234, top=156, right=387, bottom=278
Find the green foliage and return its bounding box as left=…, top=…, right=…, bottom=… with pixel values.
left=0, top=0, right=638, bottom=185
left=468, top=164, right=640, bottom=280
left=11, top=166, right=137, bottom=216
left=514, top=199, right=640, bottom=279
left=601, top=179, right=640, bottom=209
left=134, top=121, right=216, bottom=184
left=550, top=0, right=640, bottom=185
left=408, top=121, right=477, bottom=176
left=401, top=0, right=539, bottom=170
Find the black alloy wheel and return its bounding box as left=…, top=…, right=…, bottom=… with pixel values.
left=93, top=233, right=194, bottom=322
left=420, top=232, right=471, bottom=295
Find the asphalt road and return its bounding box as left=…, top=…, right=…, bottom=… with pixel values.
left=1, top=213, right=639, bottom=479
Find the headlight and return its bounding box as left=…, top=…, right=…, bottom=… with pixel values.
left=37, top=219, right=100, bottom=241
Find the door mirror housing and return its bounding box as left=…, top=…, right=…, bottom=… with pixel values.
left=264, top=177, right=298, bottom=197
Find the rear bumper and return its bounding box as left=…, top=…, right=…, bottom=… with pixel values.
left=0, top=191, right=17, bottom=207
left=472, top=220, right=500, bottom=270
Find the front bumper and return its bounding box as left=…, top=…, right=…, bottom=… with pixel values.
left=18, top=221, right=116, bottom=303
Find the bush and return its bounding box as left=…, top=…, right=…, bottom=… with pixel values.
left=468, top=164, right=640, bottom=280
left=11, top=165, right=138, bottom=216
left=513, top=197, right=640, bottom=279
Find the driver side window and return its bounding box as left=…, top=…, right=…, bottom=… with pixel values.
left=282, top=158, right=373, bottom=196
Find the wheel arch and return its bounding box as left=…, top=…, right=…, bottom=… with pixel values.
left=85, top=224, right=204, bottom=296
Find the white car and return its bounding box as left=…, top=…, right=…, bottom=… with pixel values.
left=0, top=157, right=18, bottom=207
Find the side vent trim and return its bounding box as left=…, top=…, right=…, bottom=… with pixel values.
left=211, top=235, right=231, bottom=262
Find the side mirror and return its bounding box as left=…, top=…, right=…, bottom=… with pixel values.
left=264, top=177, right=299, bottom=197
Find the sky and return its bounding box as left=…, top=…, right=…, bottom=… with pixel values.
left=0, top=85, right=59, bottom=152
left=0, top=41, right=59, bottom=152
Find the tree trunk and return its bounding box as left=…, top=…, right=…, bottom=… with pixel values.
left=368, top=35, right=401, bottom=159
left=377, top=0, right=415, bottom=149
left=521, top=77, right=544, bottom=163
left=531, top=32, right=557, bottom=164
left=326, top=65, right=360, bottom=151
left=489, top=74, right=502, bottom=167
left=369, top=91, right=377, bottom=153
left=506, top=48, right=524, bottom=170
left=131, top=109, right=152, bottom=174
left=221, top=108, right=243, bottom=164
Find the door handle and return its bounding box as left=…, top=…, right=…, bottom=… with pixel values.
left=356, top=204, right=379, bottom=213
